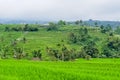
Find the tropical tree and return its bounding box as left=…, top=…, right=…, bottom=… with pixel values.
left=58, top=20, right=66, bottom=26
left=47, top=22, right=58, bottom=31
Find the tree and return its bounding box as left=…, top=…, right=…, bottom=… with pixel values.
left=46, top=45, right=77, bottom=61
left=58, top=20, right=66, bottom=26
left=46, top=47, right=60, bottom=61
left=109, top=32, right=114, bottom=36
left=5, top=27, right=10, bottom=31
left=102, top=47, right=112, bottom=57
left=60, top=45, right=77, bottom=61
left=94, top=22, right=98, bottom=27
left=106, top=24, right=112, bottom=31
left=115, top=26, right=120, bottom=34
left=107, top=37, right=120, bottom=51
left=47, top=22, right=58, bottom=31
left=100, top=25, right=104, bottom=30
left=75, top=20, right=83, bottom=26
left=81, top=41, right=99, bottom=58
left=78, top=28, right=88, bottom=35
left=68, top=32, right=77, bottom=43
left=77, top=28, right=89, bottom=43
left=80, top=20, right=83, bottom=26
left=68, top=28, right=90, bottom=45
left=101, top=37, right=120, bottom=58
left=101, top=24, right=112, bottom=33
left=75, top=20, right=80, bottom=25
left=23, top=24, right=29, bottom=31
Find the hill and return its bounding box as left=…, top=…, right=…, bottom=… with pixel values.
left=0, top=21, right=119, bottom=60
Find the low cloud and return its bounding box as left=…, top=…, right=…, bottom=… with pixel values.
left=0, top=0, right=120, bottom=21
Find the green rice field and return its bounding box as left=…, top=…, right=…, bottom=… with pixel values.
left=0, top=59, right=120, bottom=80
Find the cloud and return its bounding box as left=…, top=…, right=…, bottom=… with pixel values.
left=0, top=0, right=120, bottom=21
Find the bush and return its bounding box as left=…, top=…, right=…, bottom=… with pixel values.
left=47, top=22, right=58, bottom=31
left=13, top=47, right=24, bottom=59
left=5, top=24, right=39, bottom=32
left=85, top=55, right=91, bottom=60
left=32, top=50, right=42, bottom=59
left=68, top=32, right=77, bottom=43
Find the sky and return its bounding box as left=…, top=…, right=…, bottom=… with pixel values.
left=0, top=0, right=120, bottom=21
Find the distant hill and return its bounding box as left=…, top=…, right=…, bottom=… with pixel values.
left=0, top=18, right=48, bottom=24
left=0, top=19, right=120, bottom=28
left=84, top=20, right=120, bottom=28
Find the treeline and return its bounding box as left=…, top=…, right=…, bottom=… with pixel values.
left=46, top=20, right=66, bottom=31
left=45, top=20, right=120, bottom=34
left=5, top=24, right=38, bottom=32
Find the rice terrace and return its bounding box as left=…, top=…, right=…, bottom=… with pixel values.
left=0, top=22, right=120, bottom=80
left=0, top=0, right=120, bottom=80
left=0, top=59, right=120, bottom=80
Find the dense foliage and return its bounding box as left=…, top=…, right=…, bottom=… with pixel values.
left=5, top=24, right=39, bottom=32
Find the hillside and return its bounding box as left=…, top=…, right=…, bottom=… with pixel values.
left=0, top=21, right=120, bottom=60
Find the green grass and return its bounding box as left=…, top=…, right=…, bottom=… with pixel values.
left=0, top=59, right=120, bottom=80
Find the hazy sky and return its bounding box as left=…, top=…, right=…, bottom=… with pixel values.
left=0, top=0, right=120, bottom=21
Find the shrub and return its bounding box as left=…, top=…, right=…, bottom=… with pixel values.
left=32, top=50, right=42, bottom=59
left=85, top=55, right=91, bottom=60
left=47, top=22, right=58, bottom=31
left=13, top=47, right=24, bottom=59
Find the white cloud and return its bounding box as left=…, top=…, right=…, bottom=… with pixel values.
left=0, top=0, right=120, bottom=21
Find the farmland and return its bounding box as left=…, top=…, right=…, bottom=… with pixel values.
left=0, top=59, right=120, bottom=80
left=0, top=22, right=120, bottom=60
left=0, top=21, right=120, bottom=80
left=1, top=0, right=120, bottom=80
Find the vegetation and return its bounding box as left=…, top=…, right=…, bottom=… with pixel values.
left=0, top=59, right=120, bottom=80
left=0, top=20, right=120, bottom=61
left=115, top=26, right=120, bottom=34
left=5, top=24, right=39, bottom=32
left=0, top=20, right=120, bottom=80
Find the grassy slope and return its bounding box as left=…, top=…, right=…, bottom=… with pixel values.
left=0, top=59, right=120, bottom=80
left=0, top=24, right=118, bottom=59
